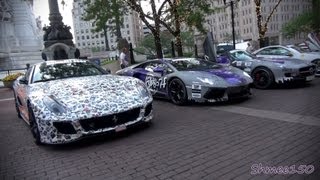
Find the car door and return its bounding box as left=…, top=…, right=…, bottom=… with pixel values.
left=229, top=51, right=253, bottom=71
left=255, top=47, right=293, bottom=59
left=139, top=61, right=172, bottom=96
left=15, top=67, right=33, bottom=121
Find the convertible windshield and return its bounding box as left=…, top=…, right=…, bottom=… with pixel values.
left=169, top=58, right=220, bottom=71
left=32, top=61, right=105, bottom=83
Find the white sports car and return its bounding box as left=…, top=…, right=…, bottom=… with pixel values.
left=13, top=59, right=153, bottom=145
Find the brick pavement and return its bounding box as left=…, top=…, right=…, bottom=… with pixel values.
left=0, top=79, right=319, bottom=180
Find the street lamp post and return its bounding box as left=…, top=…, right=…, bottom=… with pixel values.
left=224, top=0, right=236, bottom=50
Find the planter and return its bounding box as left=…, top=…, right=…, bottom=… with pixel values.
left=3, top=80, right=14, bottom=89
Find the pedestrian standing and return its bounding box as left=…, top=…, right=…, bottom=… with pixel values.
left=119, top=47, right=129, bottom=69
left=246, top=42, right=254, bottom=53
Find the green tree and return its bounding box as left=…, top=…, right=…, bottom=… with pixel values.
left=136, top=31, right=174, bottom=55
left=254, top=0, right=283, bottom=46
left=82, top=0, right=127, bottom=50
left=161, top=0, right=215, bottom=56
left=124, top=0, right=166, bottom=58
left=282, top=0, right=320, bottom=38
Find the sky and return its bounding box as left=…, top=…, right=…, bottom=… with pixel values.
left=33, top=0, right=74, bottom=31
left=33, top=0, right=153, bottom=32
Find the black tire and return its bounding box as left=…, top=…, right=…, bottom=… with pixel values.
left=168, top=78, right=188, bottom=105
left=252, top=67, right=274, bottom=89
left=13, top=92, right=22, bottom=119
left=28, top=105, right=43, bottom=145
left=311, top=59, right=320, bottom=76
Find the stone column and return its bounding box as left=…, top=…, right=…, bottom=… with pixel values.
left=42, top=0, right=79, bottom=60
left=48, top=0, right=63, bottom=26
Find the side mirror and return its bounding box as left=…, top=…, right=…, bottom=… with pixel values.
left=19, top=77, right=28, bottom=84
left=286, top=53, right=293, bottom=57
left=105, top=68, right=111, bottom=74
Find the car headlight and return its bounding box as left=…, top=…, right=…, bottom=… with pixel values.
left=197, top=77, right=214, bottom=85
left=243, top=71, right=251, bottom=78
left=43, top=95, right=66, bottom=115
left=136, top=80, right=152, bottom=98
left=280, top=65, right=293, bottom=72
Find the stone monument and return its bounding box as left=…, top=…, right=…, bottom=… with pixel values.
left=0, top=0, right=43, bottom=69
left=42, top=0, right=79, bottom=60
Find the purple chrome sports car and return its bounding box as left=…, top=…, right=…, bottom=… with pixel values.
left=116, top=58, right=253, bottom=105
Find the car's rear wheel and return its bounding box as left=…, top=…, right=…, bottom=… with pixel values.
left=168, top=78, right=188, bottom=105
left=28, top=105, right=42, bottom=145
left=13, top=92, right=22, bottom=119
left=311, top=59, right=320, bottom=76
left=252, top=67, right=274, bottom=89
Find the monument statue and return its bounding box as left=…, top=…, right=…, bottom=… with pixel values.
left=0, top=0, right=43, bottom=69
left=42, top=0, right=79, bottom=60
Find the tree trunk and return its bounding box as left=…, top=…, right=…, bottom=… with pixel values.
left=154, top=33, right=163, bottom=58
left=103, top=26, right=110, bottom=51
left=175, top=33, right=183, bottom=57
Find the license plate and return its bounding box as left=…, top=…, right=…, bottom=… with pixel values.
left=306, top=75, right=315, bottom=81
left=115, top=125, right=126, bottom=132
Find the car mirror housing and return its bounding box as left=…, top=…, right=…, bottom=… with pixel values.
left=105, top=68, right=111, bottom=74
left=19, top=77, right=28, bottom=84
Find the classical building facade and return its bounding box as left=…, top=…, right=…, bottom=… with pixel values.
left=205, top=0, right=312, bottom=45
left=0, top=0, right=43, bottom=69
left=72, top=0, right=143, bottom=54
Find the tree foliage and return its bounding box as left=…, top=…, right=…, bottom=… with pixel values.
left=254, top=0, right=283, bottom=39
left=282, top=0, right=320, bottom=38
left=82, top=0, right=127, bottom=50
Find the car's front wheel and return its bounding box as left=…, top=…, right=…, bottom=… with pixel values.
left=252, top=67, right=274, bottom=89
left=168, top=78, right=188, bottom=105
left=28, top=105, right=43, bottom=145
left=13, top=92, right=22, bottom=119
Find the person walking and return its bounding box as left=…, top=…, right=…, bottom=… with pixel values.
left=246, top=42, right=254, bottom=53
left=119, top=47, right=129, bottom=69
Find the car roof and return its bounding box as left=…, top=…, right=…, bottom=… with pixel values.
left=33, top=59, right=88, bottom=66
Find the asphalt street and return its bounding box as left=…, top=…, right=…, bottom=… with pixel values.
left=0, top=78, right=319, bottom=180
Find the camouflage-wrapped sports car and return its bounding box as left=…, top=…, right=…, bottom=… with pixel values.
left=116, top=58, right=253, bottom=105
left=217, top=50, right=316, bottom=89
left=13, top=59, right=153, bottom=145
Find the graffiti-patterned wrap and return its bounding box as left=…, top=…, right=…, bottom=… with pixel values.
left=13, top=59, right=153, bottom=144
left=116, top=58, right=253, bottom=104
left=218, top=50, right=316, bottom=89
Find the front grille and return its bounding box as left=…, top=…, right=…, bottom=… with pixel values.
left=203, top=88, right=226, bottom=99
left=80, top=107, right=141, bottom=131
left=144, top=103, right=152, bottom=116
left=53, top=122, right=77, bottom=134
left=299, top=65, right=316, bottom=77
left=227, top=86, right=250, bottom=98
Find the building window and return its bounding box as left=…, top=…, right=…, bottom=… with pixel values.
left=82, top=36, right=84, bottom=40
left=87, top=35, right=90, bottom=39
left=86, top=29, right=89, bottom=33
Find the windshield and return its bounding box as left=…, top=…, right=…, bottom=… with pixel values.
left=169, top=58, right=220, bottom=71
left=32, top=61, right=105, bottom=83
left=288, top=45, right=309, bottom=53
left=229, top=50, right=255, bottom=61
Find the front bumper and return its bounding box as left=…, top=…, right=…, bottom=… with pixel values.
left=36, top=103, right=153, bottom=144
left=276, top=65, right=316, bottom=83
left=187, top=84, right=251, bottom=103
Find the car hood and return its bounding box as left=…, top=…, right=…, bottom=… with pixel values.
left=28, top=75, right=149, bottom=119
left=179, top=66, right=252, bottom=86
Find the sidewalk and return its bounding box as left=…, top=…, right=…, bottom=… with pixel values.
left=101, top=60, right=120, bottom=74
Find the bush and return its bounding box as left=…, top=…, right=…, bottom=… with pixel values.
left=2, top=72, right=24, bottom=82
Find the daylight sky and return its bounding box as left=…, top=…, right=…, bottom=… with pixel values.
left=33, top=0, right=153, bottom=34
